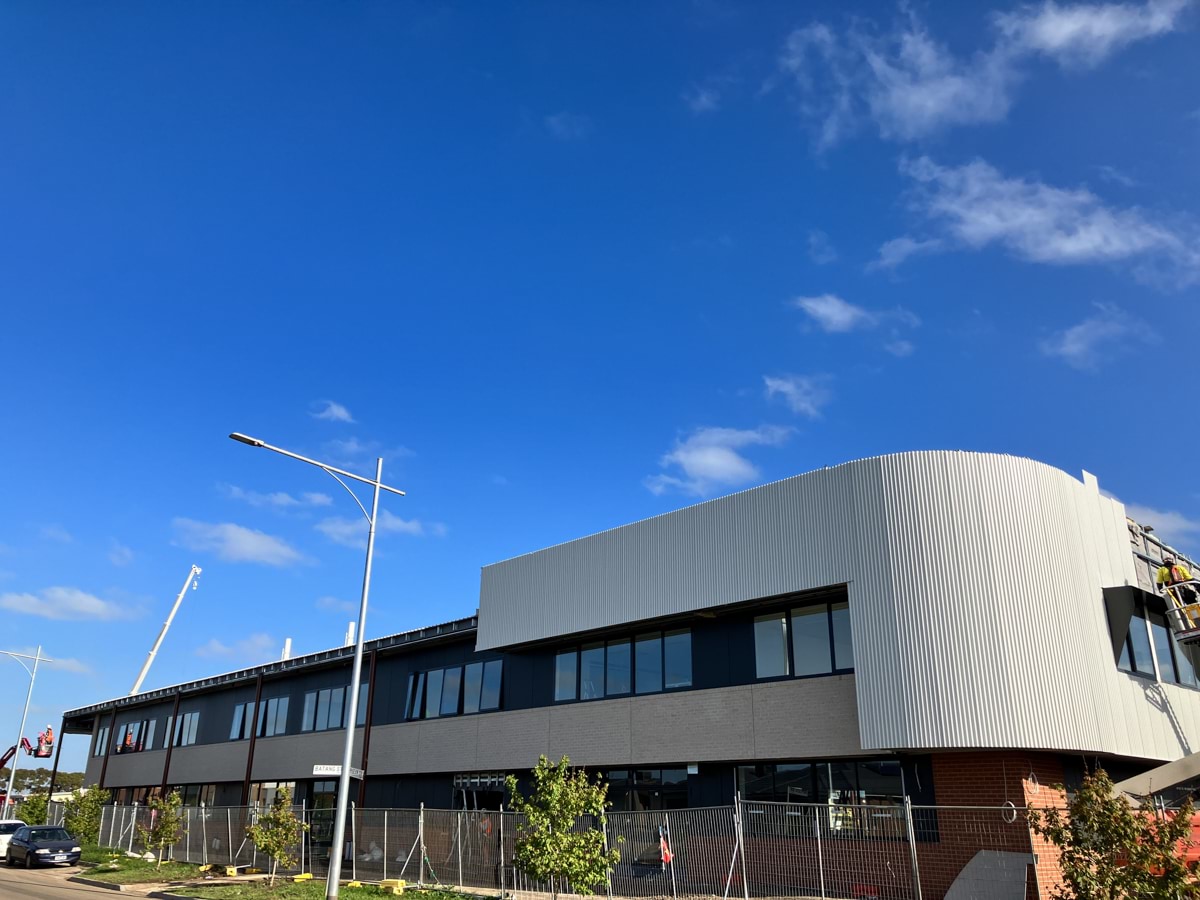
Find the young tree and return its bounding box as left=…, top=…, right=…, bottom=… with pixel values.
left=138, top=790, right=184, bottom=870
left=247, top=785, right=308, bottom=885
left=15, top=792, right=48, bottom=825
left=505, top=755, right=621, bottom=900
left=63, top=788, right=108, bottom=845
left=1029, top=767, right=1194, bottom=899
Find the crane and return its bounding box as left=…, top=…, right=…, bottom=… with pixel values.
left=129, top=565, right=201, bottom=695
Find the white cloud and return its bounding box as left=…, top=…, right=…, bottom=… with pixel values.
left=1093, top=164, right=1138, bottom=188
left=884, top=339, right=916, bottom=357
left=109, top=541, right=134, bottom=567
left=196, top=633, right=277, bottom=664
left=316, top=596, right=357, bottom=615
left=778, top=1, right=1188, bottom=147
left=322, top=437, right=415, bottom=472
left=807, top=230, right=838, bottom=265
left=870, top=236, right=944, bottom=270
left=900, top=156, right=1200, bottom=283
left=0, top=586, right=130, bottom=621
left=172, top=518, right=306, bottom=566
left=763, top=375, right=832, bottom=418
left=1121, top=502, right=1200, bottom=546
left=12, top=647, right=91, bottom=674
left=1039, top=303, right=1153, bottom=369
left=545, top=112, right=593, bottom=141
left=311, top=400, right=356, bottom=423
left=791, top=294, right=875, bottom=332
left=40, top=524, right=72, bottom=543
left=222, top=483, right=333, bottom=509
left=645, top=425, right=792, bottom=497
left=683, top=84, right=722, bottom=113
left=994, top=0, right=1189, bottom=68
left=315, top=509, right=446, bottom=549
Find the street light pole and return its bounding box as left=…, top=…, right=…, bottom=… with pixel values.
left=2, top=647, right=50, bottom=817
left=229, top=433, right=404, bottom=900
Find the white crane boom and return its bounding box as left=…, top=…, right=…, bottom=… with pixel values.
left=129, top=565, right=201, bottom=695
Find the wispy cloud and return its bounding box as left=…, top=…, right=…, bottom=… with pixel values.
left=1039, top=303, right=1154, bottom=370
left=789, top=294, right=920, bottom=352
left=311, top=400, right=356, bottom=423
left=763, top=374, right=832, bottom=418
left=645, top=425, right=792, bottom=497
left=683, top=84, right=722, bottom=113
left=13, top=647, right=91, bottom=674
left=315, top=509, right=447, bottom=549
left=221, top=483, right=333, bottom=509
left=40, top=524, right=72, bottom=543
left=1120, top=501, right=1200, bottom=547
left=322, top=437, right=415, bottom=473
left=173, top=518, right=306, bottom=566
left=545, top=112, right=593, bottom=141
left=109, top=541, right=134, bottom=567
left=869, top=236, right=944, bottom=271
left=1093, top=164, right=1138, bottom=188
left=316, top=596, right=357, bottom=615
left=895, top=156, right=1200, bottom=284
left=807, top=230, right=838, bottom=265
left=0, top=586, right=131, bottom=621
left=778, top=0, right=1189, bottom=148
left=196, top=633, right=278, bottom=664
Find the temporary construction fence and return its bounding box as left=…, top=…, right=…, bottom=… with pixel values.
left=97, top=798, right=1042, bottom=900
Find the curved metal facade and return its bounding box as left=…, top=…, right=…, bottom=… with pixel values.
left=477, top=450, right=1200, bottom=761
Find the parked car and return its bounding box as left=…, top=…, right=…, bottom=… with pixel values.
left=0, top=820, right=25, bottom=856
left=4, top=826, right=81, bottom=868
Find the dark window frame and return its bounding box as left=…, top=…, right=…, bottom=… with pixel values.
left=754, top=602, right=855, bottom=683
left=404, top=661, right=504, bottom=721
left=554, top=629, right=693, bottom=703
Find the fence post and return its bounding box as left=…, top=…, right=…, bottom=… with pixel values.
left=734, top=793, right=749, bottom=900
left=903, top=797, right=924, bottom=900
left=301, top=800, right=306, bottom=875
left=418, top=802, right=426, bottom=887
left=202, top=804, right=208, bottom=866
left=664, top=813, right=678, bottom=900
left=351, top=801, right=357, bottom=882
left=118, top=805, right=126, bottom=852
left=498, top=805, right=506, bottom=899
left=814, top=807, right=826, bottom=900
left=457, top=810, right=464, bottom=887
left=227, top=808, right=234, bottom=866
left=602, top=812, right=612, bottom=900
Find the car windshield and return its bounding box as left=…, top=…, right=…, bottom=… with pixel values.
left=29, top=828, right=71, bottom=842
left=0, top=823, right=22, bottom=835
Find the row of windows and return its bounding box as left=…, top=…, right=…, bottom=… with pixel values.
left=116, top=719, right=157, bottom=753
left=169, top=712, right=200, bottom=747
left=555, top=630, right=692, bottom=702
left=737, top=759, right=903, bottom=806
left=754, top=602, right=854, bottom=679
left=403, top=661, right=503, bottom=720
left=1118, top=604, right=1199, bottom=687
left=102, top=712, right=199, bottom=755
left=230, top=697, right=290, bottom=741
left=301, top=685, right=368, bottom=732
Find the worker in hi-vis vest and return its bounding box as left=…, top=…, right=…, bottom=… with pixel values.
left=1158, top=556, right=1196, bottom=605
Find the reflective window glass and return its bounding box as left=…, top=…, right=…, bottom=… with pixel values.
left=425, top=669, right=444, bottom=718
left=441, top=667, right=462, bottom=716
left=664, top=630, right=692, bottom=688
left=480, top=660, right=503, bottom=710
left=791, top=606, right=832, bottom=676
left=580, top=643, right=605, bottom=699
left=831, top=601, right=854, bottom=670
left=463, top=663, right=483, bottom=714
left=754, top=614, right=790, bottom=678
left=606, top=641, right=631, bottom=695
left=555, top=651, right=577, bottom=702
left=635, top=633, right=662, bottom=694
left=1151, top=618, right=1178, bottom=683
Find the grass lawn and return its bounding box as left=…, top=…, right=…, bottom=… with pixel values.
left=77, top=848, right=205, bottom=884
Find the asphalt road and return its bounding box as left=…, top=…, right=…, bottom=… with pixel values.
left=0, top=864, right=131, bottom=898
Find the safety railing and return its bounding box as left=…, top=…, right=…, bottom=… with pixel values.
left=97, top=798, right=1040, bottom=900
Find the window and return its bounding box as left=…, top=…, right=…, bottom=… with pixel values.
left=556, top=631, right=692, bottom=701
left=257, top=697, right=290, bottom=737
left=555, top=651, right=577, bottom=702
left=406, top=662, right=503, bottom=720
left=250, top=781, right=296, bottom=810
left=605, top=768, right=688, bottom=811
left=301, top=685, right=368, bottom=732
left=115, top=719, right=156, bottom=754
left=737, top=759, right=903, bottom=807
left=757, top=603, right=854, bottom=681
left=755, top=614, right=790, bottom=678
left=93, top=726, right=110, bottom=757
left=1118, top=606, right=1156, bottom=677
left=173, top=783, right=215, bottom=807
left=230, top=703, right=255, bottom=741
left=171, top=712, right=199, bottom=747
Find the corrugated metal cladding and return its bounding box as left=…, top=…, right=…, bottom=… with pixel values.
left=477, top=450, right=1200, bottom=761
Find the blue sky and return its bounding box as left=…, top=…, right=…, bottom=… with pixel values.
left=2, top=0, right=1198, bottom=773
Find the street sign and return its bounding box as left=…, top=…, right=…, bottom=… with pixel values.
left=313, top=764, right=364, bottom=780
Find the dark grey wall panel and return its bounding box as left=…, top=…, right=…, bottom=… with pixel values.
left=102, top=750, right=167, bottom=788
left=250, top=729, right=363, bottom=782
left=166, top=741, right=248, bottom=785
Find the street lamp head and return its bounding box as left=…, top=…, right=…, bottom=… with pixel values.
left=229, top=433, right=265, bottom=448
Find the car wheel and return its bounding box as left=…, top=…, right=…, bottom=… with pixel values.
left=4, top=853, right=10, bottom=867
left=23, top=852, right=32, bottom=869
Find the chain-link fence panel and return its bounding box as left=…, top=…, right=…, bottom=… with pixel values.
left=605, top=805, right=741, bottom=900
